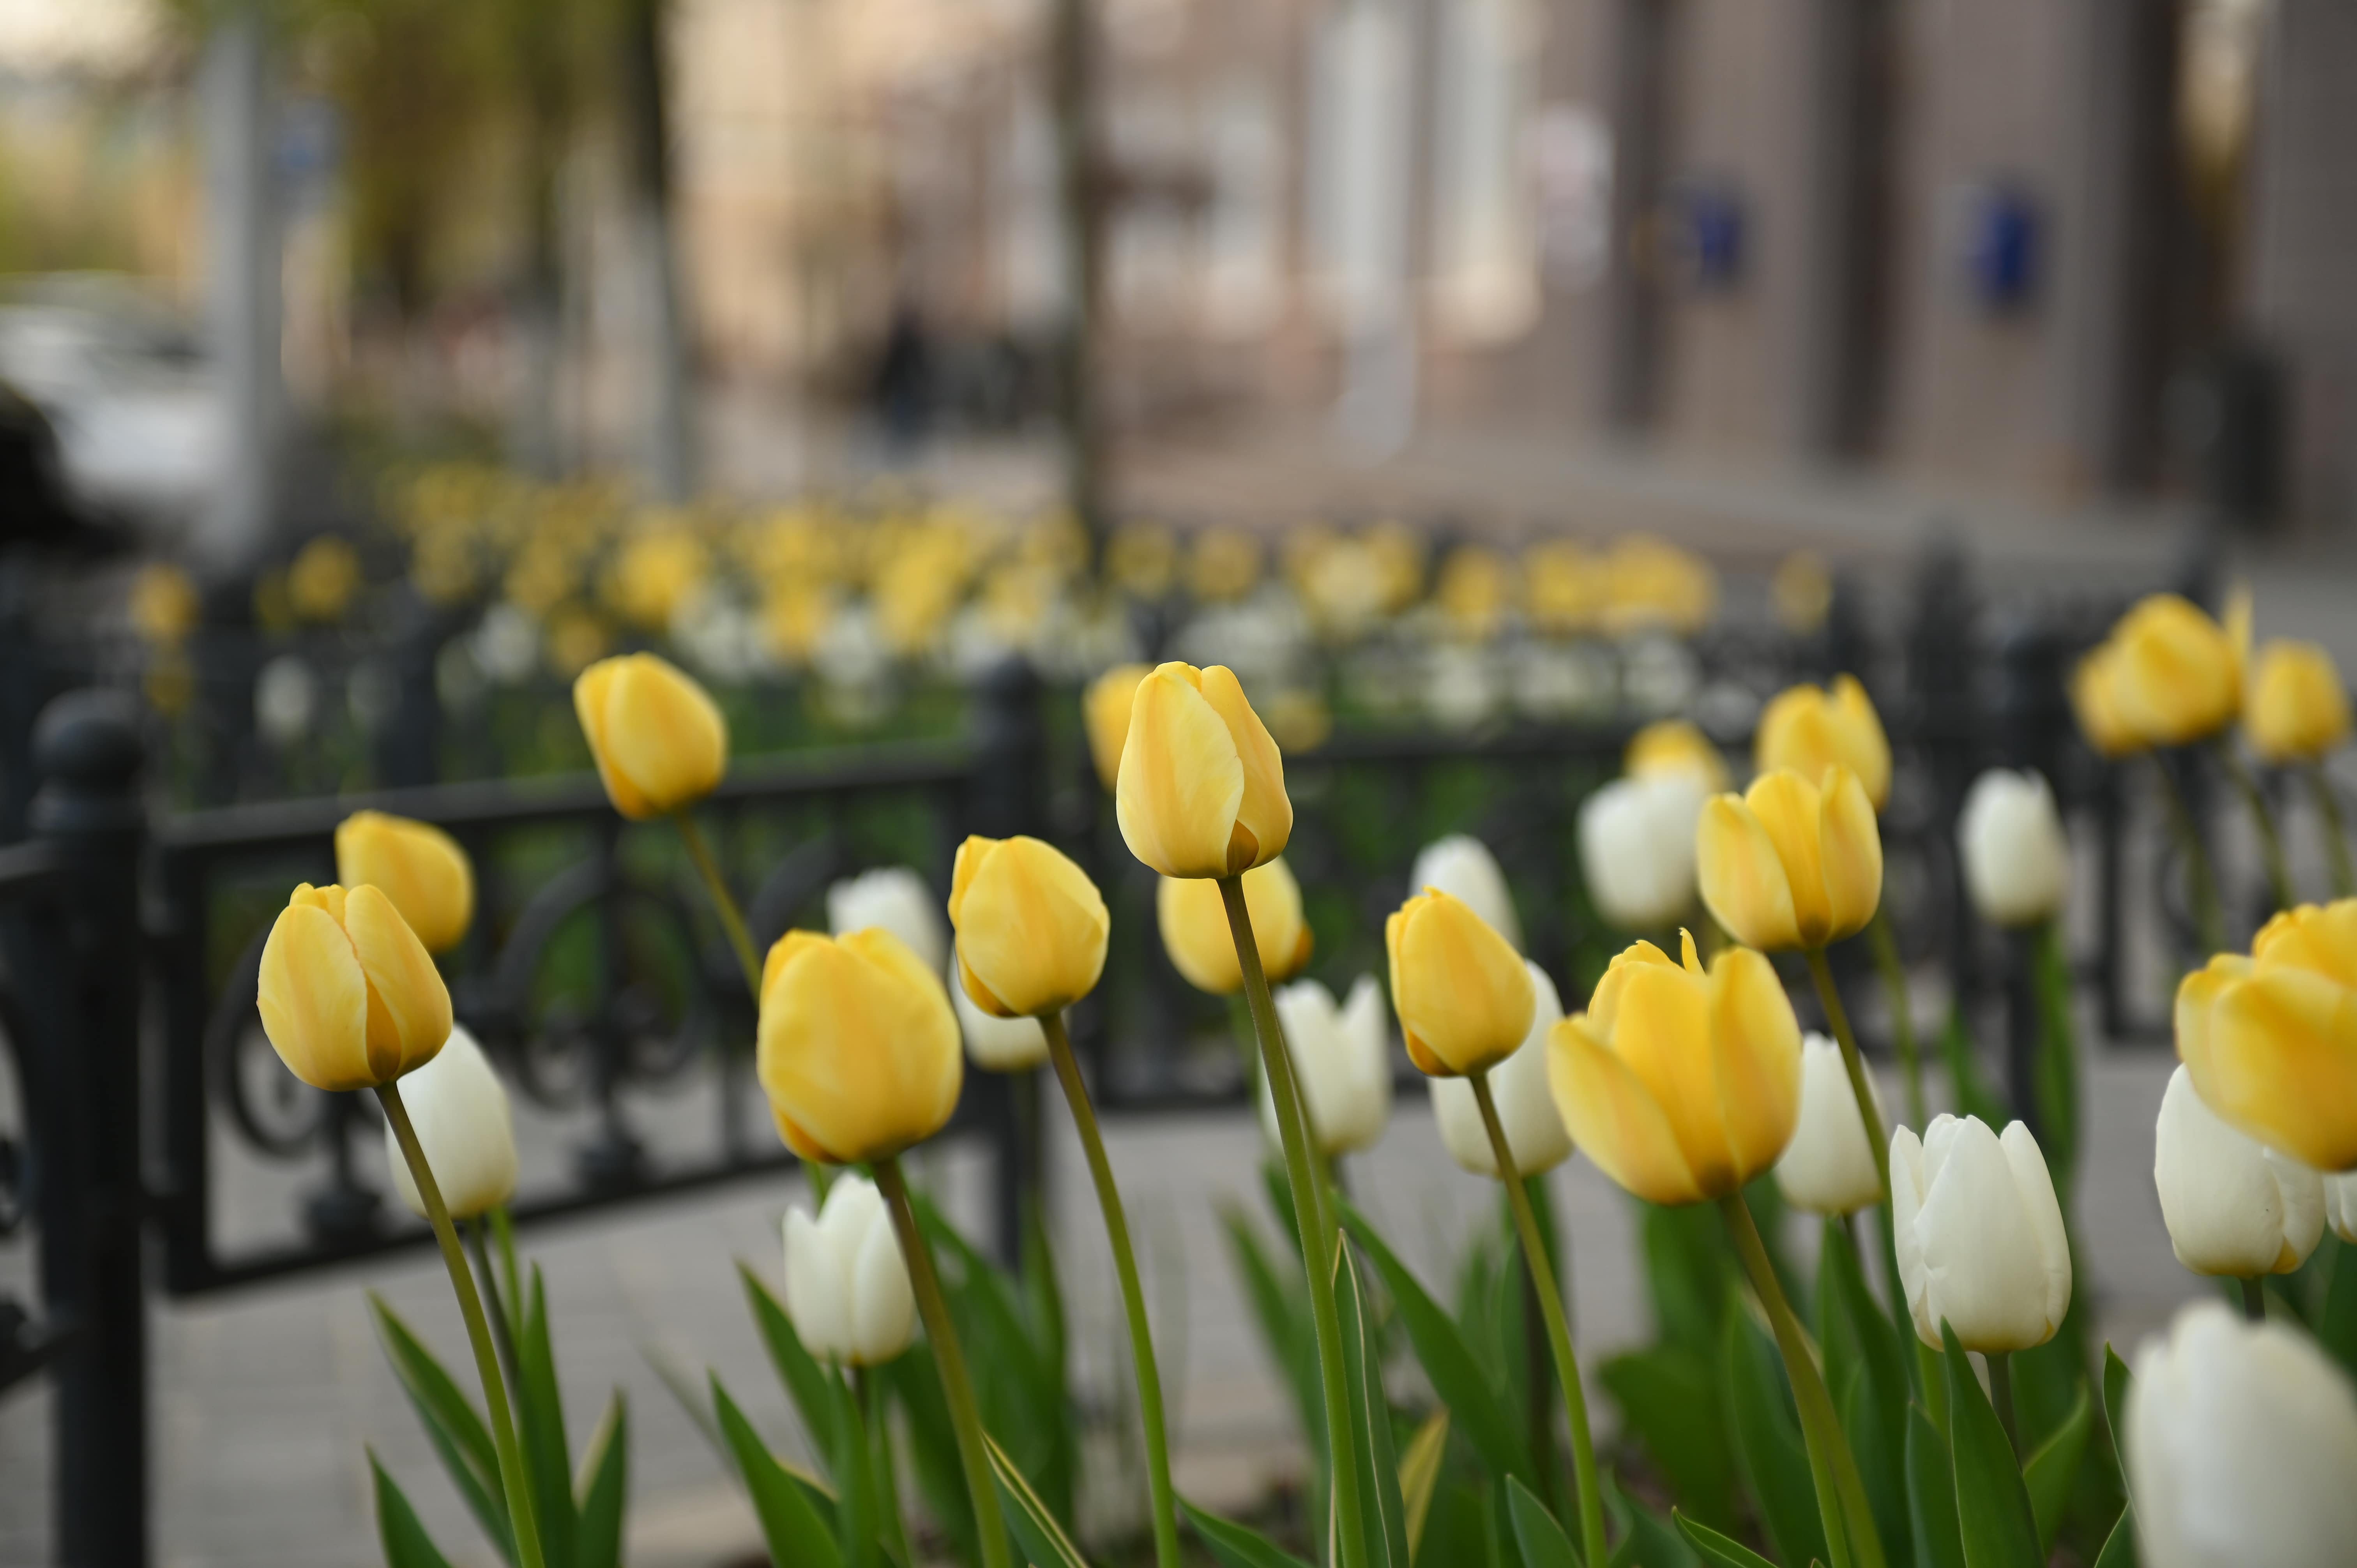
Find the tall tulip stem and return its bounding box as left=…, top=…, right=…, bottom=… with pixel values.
left=2152, top=758, right=2226, bottom=952
left=1721, top=1193, right=1887, bottom=1568
left=2240, top=1276, right=2267, bottom=1323
left=1986, top=1351, right=2020, bottom=1458
left=674, top=810, right=762, bottom=997
left=1040, top=1013, right=1182, bottom=1568
left=379, top=1082, right=548, bottom=1568
left=1803, top=948, right=1889, bottom=1193
left=465, top=1219, right=524, bottom=1397
left=1471, top=1074, right=1608, bottom=1568
left=873, top=1157, right=1013, bottom=1568
left=1218, top=874, right=1369, bottom=1568
left=2216, top=742, right=2295, bottom=912
left=2307, top=765, right=2356, bottom=899
left=1864, top=911, right=1926, bottom=1130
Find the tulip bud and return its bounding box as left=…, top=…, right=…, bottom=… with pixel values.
left=1696, top=765, right=1882, bottom=951
left=382, top=1025, right=517, bottom=1220
left=1158, top=859, right=1312, bottom=996
left=2246, top=640, right=2352, bottom=765
left=1116, top=661, right=1292, bottom=878
left=2154, top=1065, right=2323, bottom=1278
left=2126, top=1300, right=2357, bottom=1568
left=1756, top=675, right=1892, bottom=811
left=1956, top=768, right=2071, bottom=928
left=1257, top=975, right=1392, bottom=1156
left=1433, top=961, right=1573, bottom=1178
left=2092, top=593, right=2242, bottom=749
left=948, top=835, right=1110, bottom=1017
left=1547, top=933, right=1800, bottom=1204
left=2176, top=899, right=2357, bottom=1173
left=1578, top=773, right=1707, bottom=932
left=2328, top=1171, right=2357, bottom=1244
left=828, top=866, right=950, bottom=977
left=757, top=927, right=962, bottom=1164
left=1625, top=718, right=1730, bottom=793
left=783, top=1174, right=918, bottom=1367
left=1388, top=887, right=1534, bottom=1077
left=951, top=962, right=1048, bottom=1071
left=1085, top=664, right=1153, bottom=791
left=1889, top=1114, right=2071, bottom=1352
left=2071, top=645, right=2144, bottom=759
left=572, top=652, right=728, bottom=819
left=1775, top=1034, right=1884, bottom=1215
left=336, top=811, right=475, bottom=954
left=1408, top=834, right=1523, bottom=952
left=259, top=883, right=453, bottom=1091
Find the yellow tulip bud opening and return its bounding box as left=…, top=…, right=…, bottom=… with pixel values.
left=572, top=652, right=729, bottom=819
left=1755, top=675, right=1892, bottom=811
left=1159, top=859, right=1313, bottom=996
left=1386, top=886, right=1534, bottom=1077
left=1696, top=765, right=1883, bottom=952
left=947, top=834, right=1111, bottom=1018
left=756, top=927, right=963, bottom=1165
left=335, top=810, right=476, bottom=954
left=258, top=882, right=454, bottom=1091
left=1084, top=664, right=1153, bottom=792
left=1115, top=661, right=1293, bottom=879
left=2246, top=640, right=2352, bottom=765
left=2177, top=899, right=2357, bottom=1173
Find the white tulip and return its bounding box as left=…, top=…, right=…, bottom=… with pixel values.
left=783, top=1174, right=917, bottom=1367
left=1578, top=772, right=1708, bottom=932
left=1259, top=975, right=1393, bottom=1156
left=2327, top=1171, right=2357, bottom=1244
left=2154, top=1065, right=2324, bottom=1278
left=2127, top=1300, right=2357, bottom=1568
left=951, top=956, right=1049, bottom=1071
left=1775, top=1034, right=1885, bottom=1215
left=1409, top=835, right=1523, bottom=951
left=1889, top=1114, right=2071, bottom=1352
left=1957, top=769, right=2071, bottom=927
left=383, top=1025, right=518, bottom=1221
left=1432, top=961, right=1574, bottom=1178
left=827, top=867, right=949, bottom=976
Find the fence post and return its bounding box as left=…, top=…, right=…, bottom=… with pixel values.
left=31, top=689, right=149, bottom=1568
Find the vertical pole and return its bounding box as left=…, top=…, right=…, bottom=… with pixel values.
left=1048, top=0, right=1106, bottom=564
left=198, top=7, right=280, bottom=574
left=617, top=0, right=693, bottom=501
left=1601, top=0, right=1669, bottom=431
left=31, top=690, right=150, bottom=1568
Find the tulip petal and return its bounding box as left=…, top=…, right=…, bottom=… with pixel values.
left=342, top=884, right=453, bottom=1080
left=1706, top=948, right=1805, bottom=1183
left=784, top=1207, right=847, bottom=1362
left=571, top=661, right=631, bottom=812
left=1999, top=1120, right=2073, bottom=1338
left=2199, top=967, right=2357, bottom=1172
left=953, top=837, right=1110, bottom=1015
left=756, top=929, right=963, bottom=1164
left=1390, top=890, right=1534, bottom=1076
left=1117, top=664, right=1246, bottom=879
left=1697, top=795, right=1804, bottom=952
left=1816, top=766, right=1884, bottom=943
left=1889, top=1125, right=1936, bottom=1345
left=1197, top=665, right=1292, bottom=872
left=1918, top=1118, right=2057, bottom=1352
left=1602, top=958, right=1738, bottom=1192
left=1743, top=772, right=1834, bottom=946
left=849, top=1206, right=917, bottom=1365
left=258, top=900, right=373, bottom=1090
left=2251, top=901, right=2357, bottom=991
left=1548, top=1017, right=1705, bottom=1205
left=596, top=656, right=728, bottom=820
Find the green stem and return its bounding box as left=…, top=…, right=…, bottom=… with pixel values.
left=873, top=1157, right=1012, bottom=1568
left=466, top=1219, right=525, bottom=1399
left=1987, top=1351, right=2019, bottom=1460
left=1722, top=1193, right=1887, bottom=1568
left=1219, top=874, right=1369, bottom=1568
left=2153, top=758, right=2226, bottom=952
left=859, top=1369, right=914, bottom=1568
left=2216, top=740, right=2295, bottom=912
left=380, top=1082, right=547, bottom=1568
left=1041, top=1014, right=1182, bottom=1568
left=1804, top=948, right=1889, bottom=1194
left=2308, top=764, right=2355, bottom=899
left=1472, top=1074, right=1607, bottom=1568
left=1864, top=911, right=1926, bottom=1131
left=2240, top=1276, right=2267, bottom=1323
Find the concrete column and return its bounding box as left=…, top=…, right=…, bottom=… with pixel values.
left=1599, top=0, right=1670, bottom=432
left=1789, top=0, right=1888, bottom=458
left=197, top=11, right=279, bottom=572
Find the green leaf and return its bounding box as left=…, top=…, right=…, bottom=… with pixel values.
left=1905, top=1406, right=1965, bottom=1568
left=739, top=1262, right=842, bottom=1459
left=1260, top=1157, right=1302, bottom=1247
left=1674, top=1509, right=1782, bottom=1568
left=1398, top=1411, right=1450, bottom=1559
left=1939, top=1012, right=2008, bottom=1130
left=517, top=1269, right=578, bottom=1568
left=371, top=1451, right=458, bottom=1568
left=2022, top=1383, right=2092, bottom=1555
left=883, top=1347, right=980, bottom=1568
left=1336, top=1247, right=1412, bottom=1568
left=1721, top=1302, right=1828, bottom=1568
left=2030, top=922, right=2081, bottom=1197
left=573, top=1393, right=628, bottom=1568
left=2091, top=1504, right=2139, bottom=1568
left=831, top=1371, right=883, bottom=1568
left=639, top=1338, right=726, bottom=1462
left=1816, top=1224, right=1912, bottom=1567
left=2100, top=1346, right=2133, bottom=1476
left=1219, top=1202, right=1323, bottom=1464
left=1598, top=1346, right=1737, bottom=1529
left=988, top=1432, right=1090, bottom=1568
left=1182, top=1498, right=1315, bottom=1568
left=1603, top=1472, right=1701, bottom=1568
left=368, top=1294, right=515, bottom=1565
left=1504, top=1476, right=1579, bottom=1568
left=1941, top=1326, right=2040, bottom=1568
left=1640, top=1202, right=1736, bottom=1360
left=1022, top=1195, right=1069, bottom=1390
left=1341, top=1204, right=1533, bottom=1487
left=2311, top=1236, right=2357, bottom=1386
left=713, top=1374, right=846, bottom=1568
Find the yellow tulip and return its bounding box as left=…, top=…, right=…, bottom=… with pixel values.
left=1084, top=664, right=1152, bottom=792
left=1756, top=675, right=1892, bottom=811
left=1116, top=662, right=1292, bottom=879
left=1158, top=859, right=1313, bottom=996
left=2246, top=641, right=2352, bottom=765
left=258, top=883, right=453, bottom=1091
left=1545, top=931, right=1802, bottom=1204
left=2071, top=645, right=2144, bottom=759
left=572, top=652, right=728, bottom=818
left=336, top=810, right=475, bottom=954
left=947, top=835, right=1110, bottom=1017
left=2099, top=593, right=2243, bottom=748
left=1696, top=765, right=1882, bottom=951
left=1387, top=887, right=1534, bottom=1077
left=1626, top=718, right=1730, bottom=793
left=757, top=927, right=962, bottom=1164
left=2176, top=900, right=2357, bottom=1173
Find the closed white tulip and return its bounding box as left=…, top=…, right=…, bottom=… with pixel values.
left=383, top=1025, right=518, bottom=1221
left=783, top=1174, right=917, bottom=1367
left=950, top=959, right=1048, bottom=1071
left=1577, top=773, right=1708, bottom=931
left=1775, top=1034, right=1885, bottom=1215
left=828, top=867, right=949, bottom=976
left=1890, top=1114, right=2071, bottom=1352
left=1258, top=975, right=1392, bottom=1155
left=2154, top=1065, right=2324, bottom=1278
left=2327, top=1171, right=2357, bottom=1244
left=1432, top=961, right=1574, bottom=1178
left=1957, top=769, right=2071, bottom=928
left=1409, top=834, right=1524, bottom=952
left=2127, top=1300, right=2357, bottom=1568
